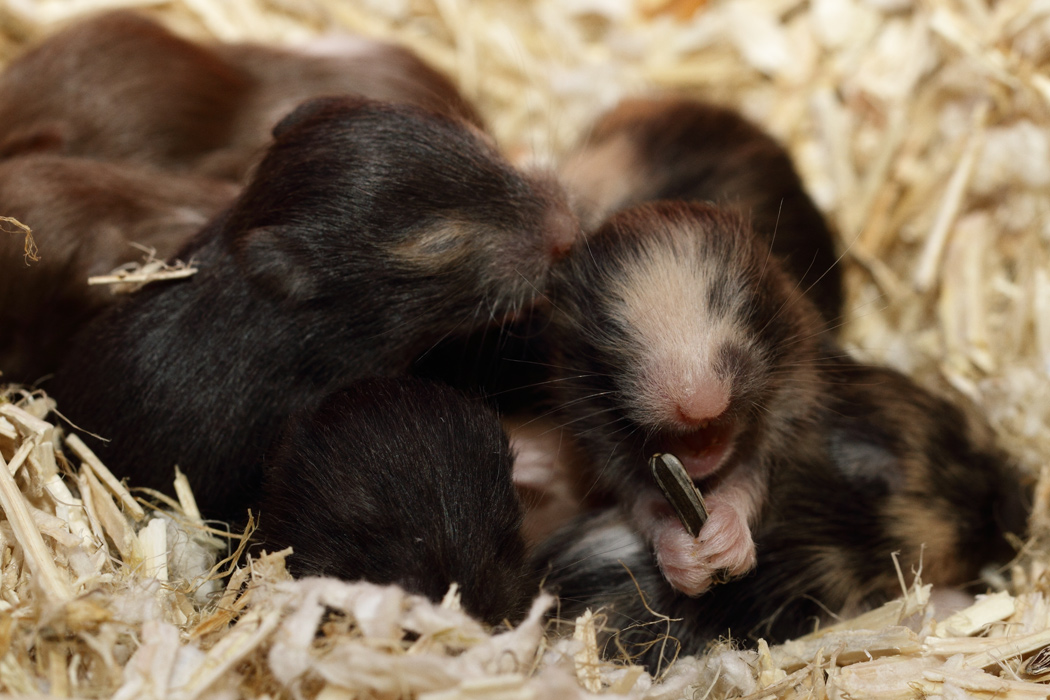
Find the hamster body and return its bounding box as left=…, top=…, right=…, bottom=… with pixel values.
left=0, top=12, right=252, bottom=170
left=0, top=12, right=483, bottom=181
left=50, top=97, right=575, bottom=521
left=547, top=201, right=827, bottom=595
left=535, top=356, right=1029, bottom=671
left=560, top=98, right=841, bottom=321
left=255, top=377, right=534, bottom=627
left=0, top=154, right=237, bottom=383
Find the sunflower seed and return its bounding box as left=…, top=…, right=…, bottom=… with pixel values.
left=649, top=452, right=709, bottom=537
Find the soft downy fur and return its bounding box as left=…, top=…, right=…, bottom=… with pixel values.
left=0, top=11, right=485, bottom=181
left=0, top=154, right=238, bottom=384
left=50, top=96, right=575, bottom=521
left=255, top=377, right=535, bottom=628
left=534, top=355, right=1030, bottom=672
left=559, top=97, right=842, bottom=323
left=546, top=201, right=828, bottom=595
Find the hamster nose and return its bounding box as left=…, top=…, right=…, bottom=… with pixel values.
left=674, top=380, right=730, bottom=427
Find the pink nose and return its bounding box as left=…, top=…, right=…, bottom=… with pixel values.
left=674, top=381, right=730, bottom=426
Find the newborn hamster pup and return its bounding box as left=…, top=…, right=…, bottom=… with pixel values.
left=560, top=98, right=841, bottom=321
left=0, top=11, right=484, bottom=181
left=536, top=357, right=1029, bottom=671
left=0, top=154, right=237, bottom=384
left=255, top=377, right=534, bottom=627
left=0, top=12, right=251, bottom=169
left=50, top=96, right=575, bottom=521
left=548, top=201, right=826, bottom=595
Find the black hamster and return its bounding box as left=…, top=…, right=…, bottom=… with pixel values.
left=0, top=154, right=237, bottom=384
left=0, top=11, right=484, bottom=181
left=254, top=377, right=534, bottom=627
left=535, top=356, right=1030, bottom=671
left=546, top=201, right=827, bottom=596
left=560, top=97, right=842, bottom=321
left=49, top=96, right=576, bottom=521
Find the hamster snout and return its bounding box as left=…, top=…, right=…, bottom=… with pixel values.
left=255, top=377, right=535, bottom=627
left=560, top=97, right=842, bottom=322
left=549, top=200, right=826, bottom=595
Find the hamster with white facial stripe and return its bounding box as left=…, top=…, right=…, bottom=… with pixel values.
left=535, top=355, right=1030, bottom=671
left=546, top=201, right=827, bottom=595
left=559, top=97, right=841, bottom=322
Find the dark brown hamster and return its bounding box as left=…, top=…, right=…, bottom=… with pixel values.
left=0, top=11, right=484, bottom=181
left=255, top=377, right=535, bottom=627
left=0, top=154, right=238, bottom=384
left=546, top=201, right=827, bottom=596
left=211, top=37, right=484, bottom=179
left=49, top=96, right=576, bottom=522
left=535, top=356, right=1030, bottom=671
left=560, top=98, right=842, bottom=321
left=0, top=12, right=252, bottom=169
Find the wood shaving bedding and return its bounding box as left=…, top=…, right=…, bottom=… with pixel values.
left=1, top=0, right=1049, bottom=697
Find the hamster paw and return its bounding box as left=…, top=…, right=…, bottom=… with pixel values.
left=652, top=499, right=757, bottom=596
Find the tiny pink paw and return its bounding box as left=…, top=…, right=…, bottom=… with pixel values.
left=652, top=499, right=757, bottom=596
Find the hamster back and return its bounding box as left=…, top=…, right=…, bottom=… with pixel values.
left=256, top=377, right=535, bottom=627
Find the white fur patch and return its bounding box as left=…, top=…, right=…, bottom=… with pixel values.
left=603, top=221, right=755, bottom=428
left=571, top=518, right=647, bottom=566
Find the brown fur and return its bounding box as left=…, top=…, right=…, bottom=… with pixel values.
left=0, top=11, right=484, bottom=182
left=0, top=154, right=237, bottom=383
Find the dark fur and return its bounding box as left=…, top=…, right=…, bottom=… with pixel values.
left=49, top=97, right=570, bottom=521
left=561, top=98, right=842, bottom=321
left=547, top=201, right=826, bottom=503
left=534, top=355, right=1030, bottom=671
left=254, top=377, right=534, bottom=627
left=0, top=11, right=483, bottom=181
left=0, top=155, right=237, bottom=383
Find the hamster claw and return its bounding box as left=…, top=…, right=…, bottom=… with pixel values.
left=652, top=498, right=757, bottom=596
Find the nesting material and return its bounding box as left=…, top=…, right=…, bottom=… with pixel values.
left=2, top=0, right=1050, bottom=697
left=0, top=216, right=36, bottom=263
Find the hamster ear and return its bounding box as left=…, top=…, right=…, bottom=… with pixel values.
left=235, top=226, right=317, bottom=301
left=272, top=95, right=372, bottom=139
left=0, top=123, right=64, bottom=158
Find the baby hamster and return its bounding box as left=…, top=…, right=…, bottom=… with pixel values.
left=254, top=377, right=534, bottom=627
left=560, top=97, right=842, bottom=321
left=546, top=201, right=827, bottom=596
left=0, top=11, right=484, bottom=181
left=49, top=96, right=576, bottom=521
left=535, top=356, right=1029, bottom=671
left=0, top=154, right=237, bottom=384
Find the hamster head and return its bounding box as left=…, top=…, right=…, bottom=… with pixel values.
left=550, top=201, right=825, bottom=495
left=227, top=96, right=577, bottom=325
left=559, top=97, right=843, bottom=323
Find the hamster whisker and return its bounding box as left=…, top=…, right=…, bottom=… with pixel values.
left=547, top=404, right=630, bottom=435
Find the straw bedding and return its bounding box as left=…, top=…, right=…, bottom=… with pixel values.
left=1, top=0, right=1050, bottom=697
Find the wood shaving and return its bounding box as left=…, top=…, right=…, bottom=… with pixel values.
left=1, top=0, right=1050, bottom=698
